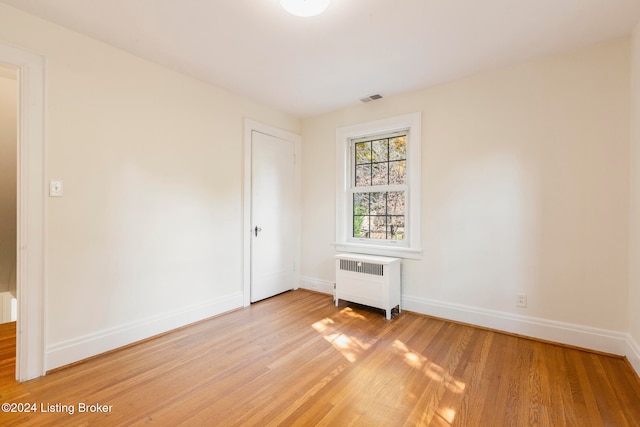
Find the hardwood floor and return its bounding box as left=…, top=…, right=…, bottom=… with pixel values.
left=1, top=290, right=639, bottom=426
left=0, top=321, right=16, bottom=389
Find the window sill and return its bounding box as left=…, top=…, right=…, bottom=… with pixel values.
left=334, top=242, right=423, bottom=260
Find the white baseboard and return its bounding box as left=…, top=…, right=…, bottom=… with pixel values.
left=299, top=276, right=335, bottom=296
left=302, top=276, right=640, bottom=369
left=46, top=292, right=243, bottom=371
left=402, top=295, right=629, bottom=356
left=1, top=291, right=17, bottom=323
left=626, top=334, right=640, bottom=377
left=299, top=276, right=629, bottom=356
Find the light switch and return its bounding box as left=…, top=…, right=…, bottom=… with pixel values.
left=49, top=180, right=63, bottom=197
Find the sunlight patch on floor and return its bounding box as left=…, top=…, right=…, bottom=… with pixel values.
left=439, top=407, right=457, bottom=424
left=392, top=340, right=466, bottom=394
left=339, top=307, right=366, bottom=320
left=311, top=310, right=375, bottom=363
left=309, top=309, right=465, bottom=425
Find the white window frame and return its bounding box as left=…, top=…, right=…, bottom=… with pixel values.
left=336, top=112, right=422, bottom=259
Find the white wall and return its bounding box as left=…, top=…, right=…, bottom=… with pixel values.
left=629, top=21, right=640, bottom=371
left=1, top=1, right=635, bottom=372
left=0, top=71, right=17, bottom=296
left=301, top=40, right=631, bottom=351
left=0, top=3, right=300, bottom=369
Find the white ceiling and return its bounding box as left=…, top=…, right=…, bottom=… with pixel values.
left=2, top=0, right=640, bottom=118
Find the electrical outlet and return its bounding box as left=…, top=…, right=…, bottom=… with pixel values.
left=516, top=293, right=527, bottom=308
left=49, top=180, right=63, bottom=197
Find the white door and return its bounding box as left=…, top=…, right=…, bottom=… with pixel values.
left=251, top=130, right=295, bottom=302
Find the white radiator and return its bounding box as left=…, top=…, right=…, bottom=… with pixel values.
left=335, top=253, right=401, bottom=320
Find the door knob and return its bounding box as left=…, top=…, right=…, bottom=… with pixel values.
left=254, top=226, right=262, bottom=237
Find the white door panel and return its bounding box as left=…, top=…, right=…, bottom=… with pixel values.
left=251, top=131, right=295, bottom=302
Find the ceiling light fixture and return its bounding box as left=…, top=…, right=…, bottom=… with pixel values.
left=280, top=0, right=331, bottom=17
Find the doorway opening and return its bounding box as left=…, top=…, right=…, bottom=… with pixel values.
left=0, top=41, right=46, bottom=382
left=0, top=63, right=17, bottom=382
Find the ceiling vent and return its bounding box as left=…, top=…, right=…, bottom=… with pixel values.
left=360, top=94, right=383, bottom=103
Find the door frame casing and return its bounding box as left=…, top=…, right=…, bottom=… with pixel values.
left=243, top=119, right=301, bottom=307
left=0, top=41, right=47, bottom=381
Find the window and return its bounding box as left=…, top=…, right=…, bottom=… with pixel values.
left=352, top=132, right=407, bottom=241
left=336, top=113, right=422, bottom=259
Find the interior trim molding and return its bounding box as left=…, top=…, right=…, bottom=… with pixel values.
left=46, top=292, right=243, bottom=371
left=0, top=40, right=46, bottom=381
left=297, top=277, right=632, bottom=359
left=626, top=334, right=640, bottom=377
left=335, top=113, right=422, bottom=260
left=402, top=294, right=628, bottom=356
left=299, top=276, right=335, bottom=296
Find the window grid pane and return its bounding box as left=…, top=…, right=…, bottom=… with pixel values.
left=352, top=191, right=405, bottom=240
left=354, top=136, right=406, bottom=188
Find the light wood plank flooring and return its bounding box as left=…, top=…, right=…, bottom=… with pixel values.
left=1, top=290, right=639, bottom=426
